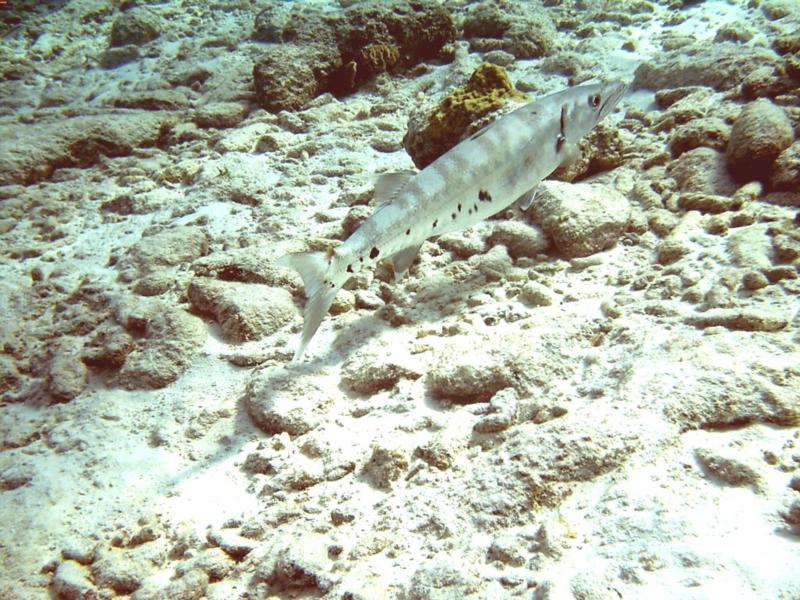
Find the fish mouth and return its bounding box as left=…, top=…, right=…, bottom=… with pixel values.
left=599, top=80, right=629, bottom=119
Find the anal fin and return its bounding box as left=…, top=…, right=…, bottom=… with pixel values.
left=390, top=243, right=422, bottom=282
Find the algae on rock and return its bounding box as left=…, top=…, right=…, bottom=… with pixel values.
left=403, top=63, right=529, bottom=169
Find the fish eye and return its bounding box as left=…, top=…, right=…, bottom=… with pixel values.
left=589, top=94, right=601, bottom=108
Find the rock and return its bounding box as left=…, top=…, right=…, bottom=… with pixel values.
left=783, top=498, right=800, bottom=527
left=193, top=102, right=248, bottom=129
left=252, top=3, right=333, bottom=45
left=0, top=464, right=33, bottom=491
left=244, top=368, right=327, bottom=436
left=656, top=239, right=691, bottom=265
left=437, top=230, right=487, bottom=259
left=176, top=548, right=235, bottom=582
left=772, top=232, right=800, bottom=263
left=694, top=448, right=762, bottom=490
left=771, top=141, right=800, bottom=191
left=340, top=346, right=423, bottom=394
left=188, top=279, right=296, bottom=342
left=131, top=569, right=208, bottom=600
left=529, top=181, right=630, bottom=258
left=661, top=363, right=799, bottom=430
left=330, top=289, right=355, bottom=315
left=109, top=8, right=161, bottom=47
left=774, top=35, right=800, bottom=56
left=340, top=205, right=372, bottom=239
left=655, top=86, right=707, bottom=109
left=518, top=280, right=557, bottom=307
left=464, top=1, right=555, bottom=59
left=332, top=0, right=456, bottom=92
left=677, top=192, right=741, bottom=214
left=742, top=271, right=769, bottom=290
left=362, top=444, right=409, bottom=489
left=111, top=89, right=190, bottom=111
left=429, top=351, right=516, bottom=404
left=191, top=247, right=299, bottom=290
left=669, top=147, right=739, bottom=196
left=117, top=307, right=207, bottom=390
left=207, top=529, right=257, bottom=561
left=0, top=113, right=175, bottom=186
left=252, top=1, right=455, bottom=111
left=727, top=225, right=773, bottom=269
left=99, top=45, right=140, bottom=68
left=82, top=322, right=135, bottom=368
left=51, top=561, right=97, bottom=600
left=48, top=339, right=89, bottom=402
left=117, top=228, right=208, bottom=280
left=461, top=1, right=512, bottom=38
left=669, top=117, right=730, bottom=157
left=761, top=0, right=798, bottom=20
left=487, top=534, right=525, bottom=566
left=486, top=221, right=548, bottom=259
left=353, top=289, right=384, bottom=310
left=472, top=244, right=515, bottom=282
left=685, top=308, right=788, bottom=332
left=540, top=49, right=596, bottom=80
left=741, top=66, right=796, bottom=100
left=406, top=559, right=481, bottom=600
left=414, top=435, right=461, bottom=470
left=253, top=44, right=336, bottom=113
left=403, top=64, right=528, bottom=169
left=473, top=387, right=518, bottom=433
left=259, top=545, right=335, bottom=594
left=467, top=418, right=639, bottom=524
left=648, top=209, right=679, bottom=237
left=552, top=122, right=626, bottom=182
left=714, top=21, right=755, bottom=44
left=632, top=43, right=778, bottom=92
left=92, top=548, right=149, bottom=595
left=726, top=99, right=794, bottom=183
left=133, top=270, right=174, bottom=296
left=571, top=572, right=620, bottom=600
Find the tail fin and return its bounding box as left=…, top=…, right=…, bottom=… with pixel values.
left=277, top=251, right=340, bottom=361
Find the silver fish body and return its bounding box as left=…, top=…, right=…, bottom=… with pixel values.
left=279, top=79, right=628, bottom=360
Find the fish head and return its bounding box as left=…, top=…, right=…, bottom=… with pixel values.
left=559, top=79, right=628, bottom=142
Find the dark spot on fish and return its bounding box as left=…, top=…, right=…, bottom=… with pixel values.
left=405, top=228, right=411, bottom=235
left=370, top=247, right=380, bottom=259
left=556, top=133, right=565, bottom=152
left=433, top=219, right=438, bottom=228
left=479, top=189, right=492, bottom=203
left=359, top=257, right=364, bottom=262
left=473, top=203, right=478, bottom=212
left=451, top=213, right=456, bottom=220
left=346, top=264, right=353, bottom=273
left=457, top=203, right=462, bottom=212
left=330, top=282, right=335, bottom=288
left=468, top=208, right=472, bottom=214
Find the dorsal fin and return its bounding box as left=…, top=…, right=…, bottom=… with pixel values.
left=373, top=170, right=416, bottom=207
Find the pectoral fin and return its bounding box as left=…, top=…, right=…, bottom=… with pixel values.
left=390, top=243, right=422, bottom=281
left=517, top=188, right=538, bottom=212
left=558, top=142, right=581, bottom=169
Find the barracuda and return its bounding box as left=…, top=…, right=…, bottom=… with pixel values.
left=279, top=78, right=628, bottom=360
